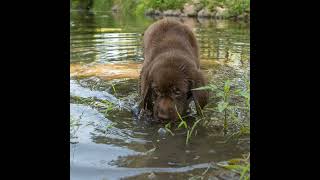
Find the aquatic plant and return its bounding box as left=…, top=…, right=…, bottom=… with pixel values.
left=162, top=105, right=203, bottom=145
left=217, top=153, right=250, bottom=179
left=193, top=73, right=250, bottom=135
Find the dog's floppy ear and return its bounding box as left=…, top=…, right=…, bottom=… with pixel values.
left=139, top=66, right=152, bottom=110
left=189, top=69, right=209, bottom=116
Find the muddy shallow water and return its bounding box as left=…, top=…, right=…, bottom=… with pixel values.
left=70, top=9, right=250, bottom=180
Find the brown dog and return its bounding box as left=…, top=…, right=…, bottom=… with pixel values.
left=139, top=18, right=209, bottom=122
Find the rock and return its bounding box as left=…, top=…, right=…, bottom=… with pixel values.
left=193, top=155, right=200, bottom=160
left=237, top=12, right=249, bottom=20
left=163, top=10, right=172, bottom=16
left=197, top=7, right=215, bottom=17
left=111, top=4, right=119, bottom=12
left=163, top=9, right=181, bottom=16
left=158, top=128, right=167, bottom=136
left=192, top=0, right=204, bottom=12
left=215, top=6, right=228, bottom=19
left=145, top=8, right=154, bottom=16
left=168, top=162, right=178, bottom=166
left=154, top=10, right=163, bottom=16
left=183, top=3, right=197, bottom=17
left=180, top=13, right=188, bottom=17
left=148, top=172, right=156, bottom=179
left=145, top=8, right=163, bottom=16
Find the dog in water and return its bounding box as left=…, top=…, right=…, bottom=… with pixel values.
left=139, top=18, right=209, bottom=122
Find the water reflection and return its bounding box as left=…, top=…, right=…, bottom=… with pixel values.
left=71, top=14, right=249, bottom=74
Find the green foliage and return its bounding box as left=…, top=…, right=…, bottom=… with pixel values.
left=186, top=119, right=201, bottom=144
left=200, top=0, right=250, bottom=16
left=225, top=0, right=250, bottom=17
left=193, top=73, right=250, bottom=136
left=112, top=0, right=187, bottom=15
left=72, top=0, right=250, bottom=18
left=135, top=1, right=148, bottom=15
left=111, top=83, right=117, bottom=95
left=176, top=105, right=188, bottom=129
left=200, top=0, right=223, bottom=11
left=114, top=0, right=139, bottom=15
left=162, top=105, right=203, bottom=145
left=147, top=0, right=187, bottom=10
left=170, top=74, right=250, bottom=143
left=165, top=122, right=175, bottom=136
left=235, top=77, right=250, bottom=107
left=92, top=0, right=114, bottom=12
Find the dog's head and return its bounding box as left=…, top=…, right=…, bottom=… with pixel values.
left=140, top=58, right=208, bottom=122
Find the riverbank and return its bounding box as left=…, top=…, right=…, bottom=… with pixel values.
left=112, top=0, right=250, bottom=21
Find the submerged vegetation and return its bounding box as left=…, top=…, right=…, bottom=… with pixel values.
left=70, top=96, right=116, bottom=115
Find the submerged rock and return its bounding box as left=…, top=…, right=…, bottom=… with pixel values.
left=158, top=128, right=167, bottom=136
left=131, top=104, right=140, bottom=117
left=148, top=172, right=156, bottom=179
left=208, top=149, right=216, bottom=154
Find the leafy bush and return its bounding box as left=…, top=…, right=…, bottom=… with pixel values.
left=148, top=0, right=187, bottom=10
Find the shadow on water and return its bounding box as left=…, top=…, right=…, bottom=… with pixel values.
left=70, top=3, right=249, bottom=180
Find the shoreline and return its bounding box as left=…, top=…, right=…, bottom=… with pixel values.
left=144, top=13, right=249, bottom=22
left=112, top=1, right=250, bottom=22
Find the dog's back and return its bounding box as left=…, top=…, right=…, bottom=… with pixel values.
left=142, top=18, right=199, bottom=67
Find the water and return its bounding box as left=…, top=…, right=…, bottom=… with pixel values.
left=70, top=7, right=250, bottom=180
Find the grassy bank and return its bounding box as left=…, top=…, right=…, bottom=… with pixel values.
left=113, top=0, right=250, bottom=20
left=71, top=0, right=250, bottom=20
